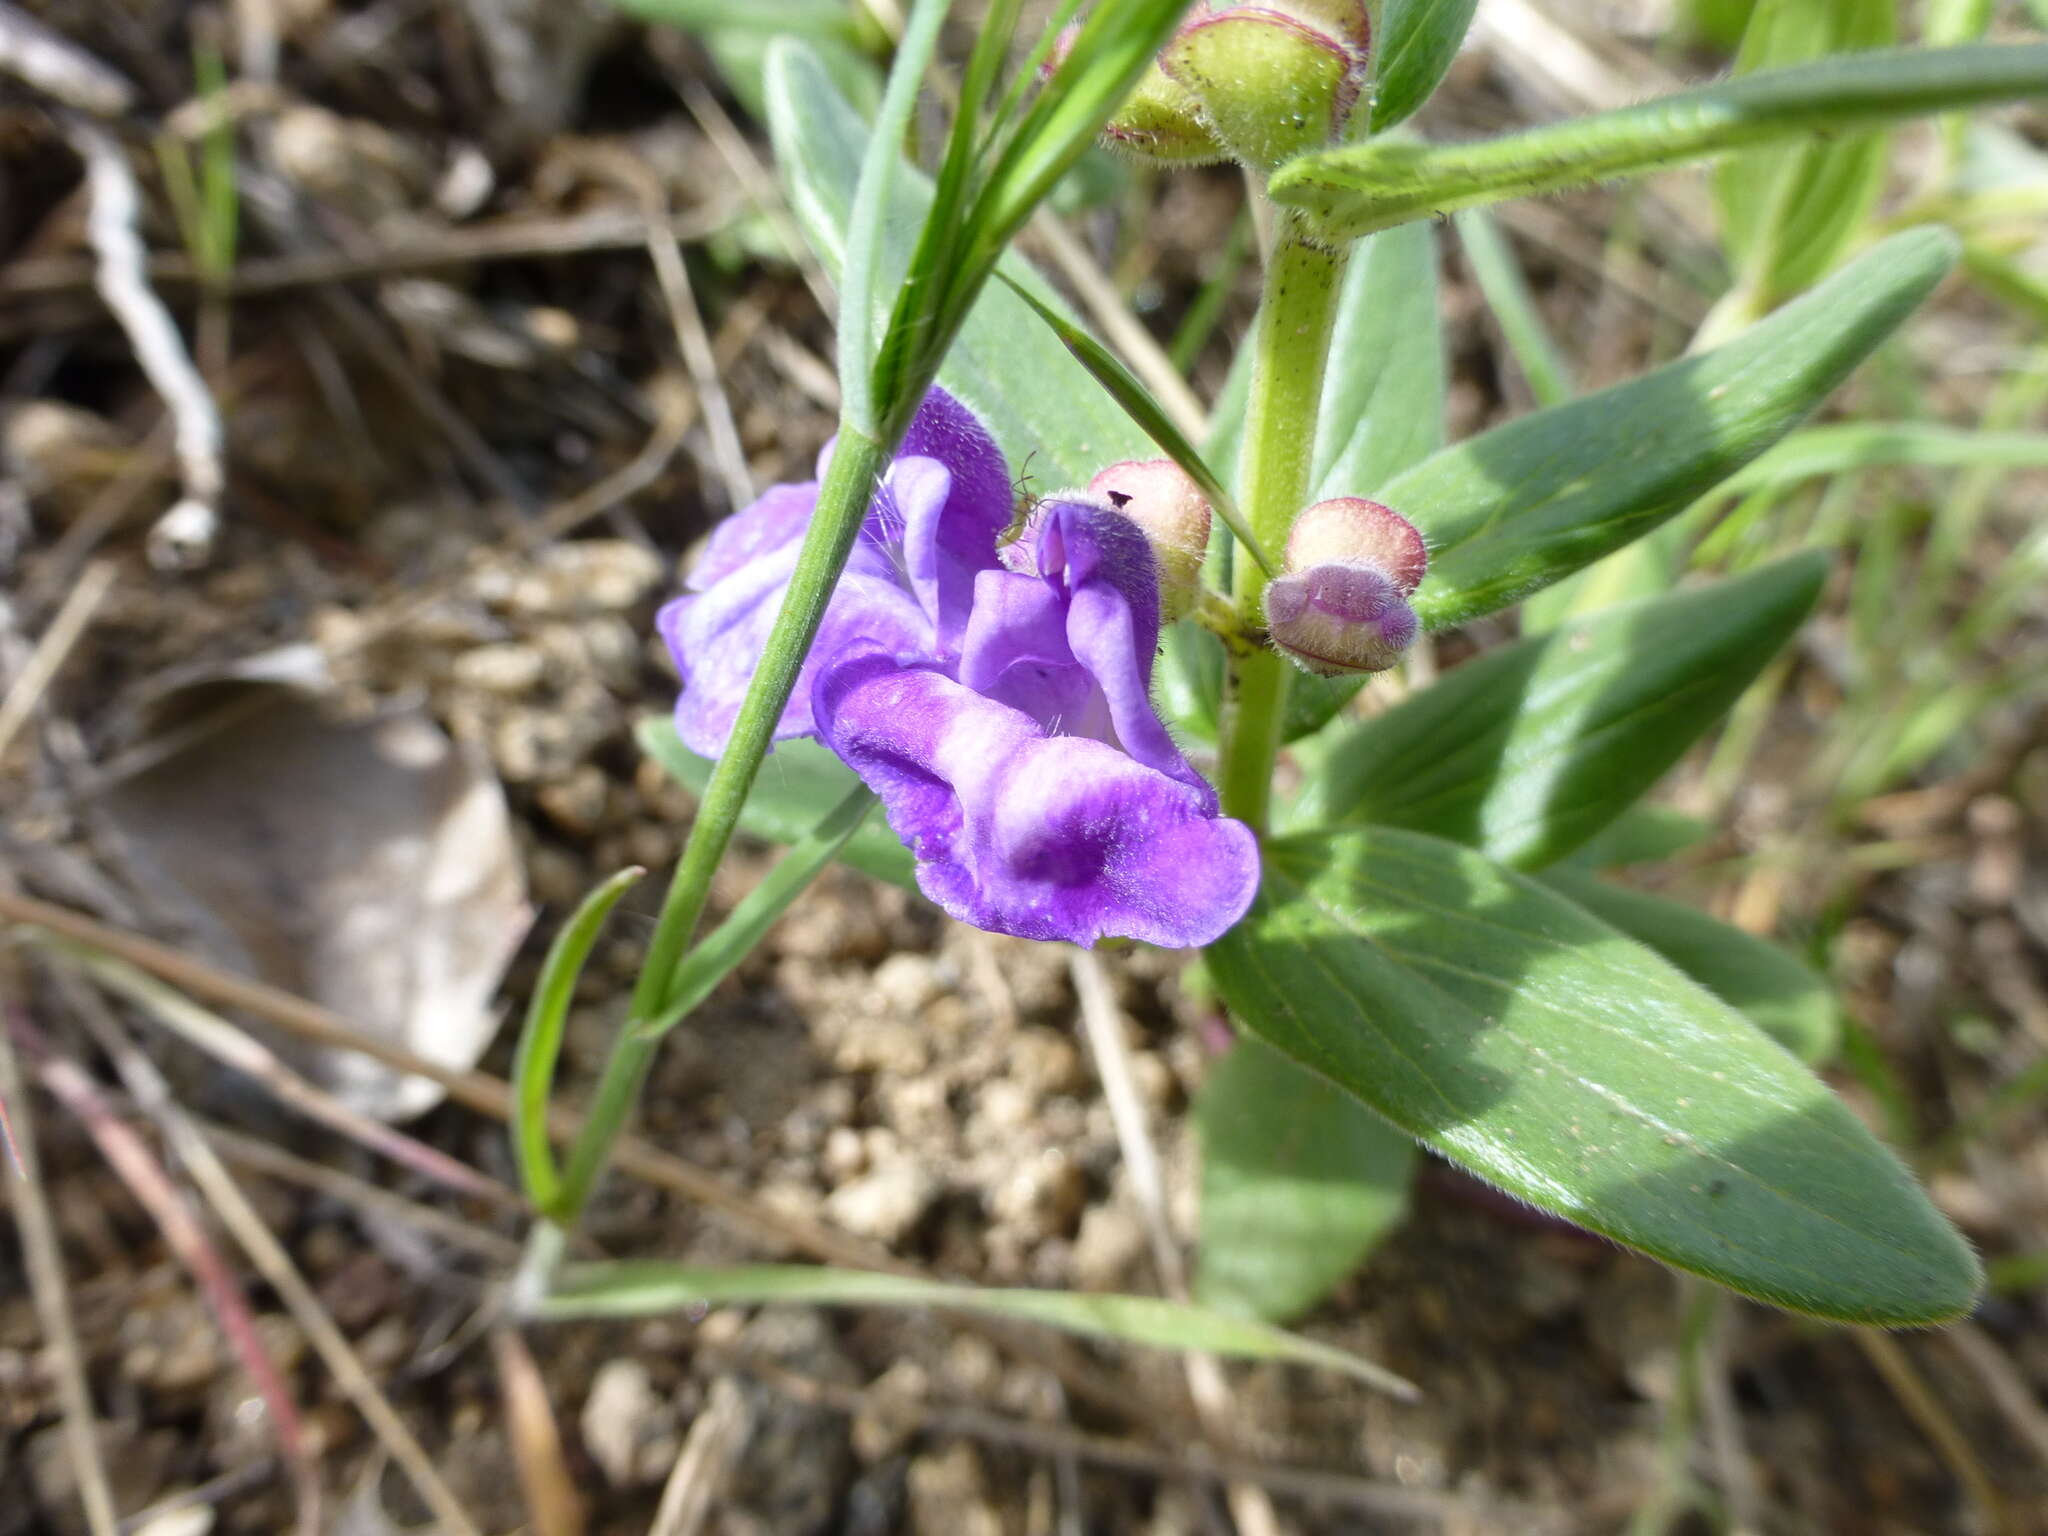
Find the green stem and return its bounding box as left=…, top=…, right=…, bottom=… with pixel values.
left=551, top=426, right=892, bottom=1224
left=1217, top=222, right=1351, bottom=831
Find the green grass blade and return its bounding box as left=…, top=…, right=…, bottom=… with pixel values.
left=839, top=0, right=951, bottom=435
left=637, top=718, right=917, bottom=889
left=1271, top=42, right=2048, bottom=240
left=511, top=867, right=646, bottom=1214
left=1720, top=421, right=2048, bottom=493
left=1453, top=209, right=1573, bottom=409
left=645, top=785, right=878, bottom=1031
left=536, top=1260, right=1418, bottom=1397
left=998, top=272, right=1273, bottom=574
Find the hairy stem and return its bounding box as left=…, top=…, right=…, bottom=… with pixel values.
left=1217, top=224, right=1351, bottom=831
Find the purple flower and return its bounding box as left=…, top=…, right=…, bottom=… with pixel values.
left=658, top=390, right=1258, bottom=949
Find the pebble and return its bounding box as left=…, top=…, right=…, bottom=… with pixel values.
left=451, top=641, right=547, bottom=695
left=824, top=1161, right=936, bottom=1245
left=581, top=1359, right=677, bottom=1488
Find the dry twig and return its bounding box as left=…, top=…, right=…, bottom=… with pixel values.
left=0, top=1000, right=120, bottom=1536
left=1070, top=949, right=1280, bottom=1536
left=0, top=559, right=116, bottom=762
left=0, top=2, right=135, bottom=114
left=648, top=1375, right=753, bottom=1536
left=63, top=119, right=227, bottom=569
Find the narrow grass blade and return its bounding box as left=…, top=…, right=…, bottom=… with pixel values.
left=537, top=1260, right=1418, bottom=1398
left=838, top=0, right=951, bottom=434
left=512, top=867, right=645, bottom=1213
left=1720, top=421, right=2048, bottom=494
left=998, top=272, right=1273, bottom=573
left=1454, top=209, right=1573, bottom=409
left=1271, top=43, right=2048, bottom=240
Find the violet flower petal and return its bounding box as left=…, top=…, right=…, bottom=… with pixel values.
left=816, top=652, right=1260, bottom=948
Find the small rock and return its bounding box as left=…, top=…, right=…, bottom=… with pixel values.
left=870, top=953, right=942, bottom=1015
left=131, top=1507, right=214, bottom=1536
left=850, top=1360, right=927, bottom=1463
left=907, top=1442, right=1002, bottom=1536
left=1073, top=1201, right=1148, bottom=1292
left=536, top=763, right=610, bottom=836
left=824, top=1161, right=936, bottom=1245
left=989, top=1148, right=1085, bottom=1241
left=516, top=540, right=666, bottom=616
left=452, top=642, right=547, bottom=696
left=582, top=1359, right=678, bottom=1488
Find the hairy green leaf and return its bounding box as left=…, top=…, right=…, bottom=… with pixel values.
left=538, top=1261, right=1417, bottom=1395
left=1537, top=868, right=1840, bottom=1064
left=1369, top=0, right=1482, bottom=130
left=1206, top=827, right=1980, bottom=1323
left=1197, top=1036, right=1415, bottom=1322
left=1270, top=43, right=2048, bottom=240
left=1288, top=556, right=1827, bottom=868
left=1390, top=229, right=1953, bottom=630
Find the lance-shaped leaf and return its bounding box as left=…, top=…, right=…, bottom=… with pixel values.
left=637, top=717, right=916, bottom=890
left=1287, top=555, right=1826, bottom=869
left=1368, top=0, right=1482, bottom=131
left=1387, top=229, right=1952, bottom=631
left=1197, top=1036, right=1416, bottom=1322
left=1205, top=826, right=1980, bottom=1324
left=1536, top=868, right=1840, bottom=1064
left=767, top=43, right=1150, bottom=483
left=1268, top=42, right=2048, bottom=240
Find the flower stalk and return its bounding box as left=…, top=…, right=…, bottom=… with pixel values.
left=1217, top=221, right=1352, bottom=832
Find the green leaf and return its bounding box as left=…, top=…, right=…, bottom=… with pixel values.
left=1368, top=0, right=1482, bottom=131
left=1287, top=556, right=1827, bottom=869
left=997, top=273, right=1273, bottom=573
left=512, top=868, right=647, bottom=1214
left=636, top=717, right=917, bottom=890
left=1205, top=826, right=1980, bottom=1323
left=1389, top=228, right=1954, bottom=631
left=1196, top=1037, right=1415, bottom=1322
left=1536, top=868, right=1841, bottom=1064
left=647, top=786, right=878, bottom=1032
left=536, top=1261, right=1418, bottom=1397
left=1721, top=421, right=2048, bottom=494
left=765, top=42, right=1149, bottom=483
left=1269, top=43, right=2048, bottom=241
left=1564, top=804, right=1713, bottom=870
left=1713, top=0, right=1896, bottom=310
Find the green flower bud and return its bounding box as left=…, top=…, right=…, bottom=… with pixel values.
left=1159, top=3, right=1370, bottom=175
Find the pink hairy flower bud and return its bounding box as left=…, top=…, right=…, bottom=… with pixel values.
left=1264, top=498, right=1427, bottom=675
left=1088, top=459, right=1213, bottom=621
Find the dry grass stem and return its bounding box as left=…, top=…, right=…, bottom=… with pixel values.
left=493, top=1327, right=587, bottom=1536
left=0, top=888, right=1178, bottom=1428
left=167, top=1087, right=486, bottom=1536
left=0, top=999, right=121, bottom=1536
left=648, top=1375, right=752, bottom=1536
left=1069, top=949, right=1280, bottom=1536
left=197, top=1114, right=522, bottom=1264
left=62, top=944, right=517, bottom=1206
left=13, top=1003, right=321, bottom=1535
left=1031, top=211, right=1209, bottom=442
left=1855, top=1330, right=2014, bottom=1536
left=0, top=558, right=117, bottom=762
